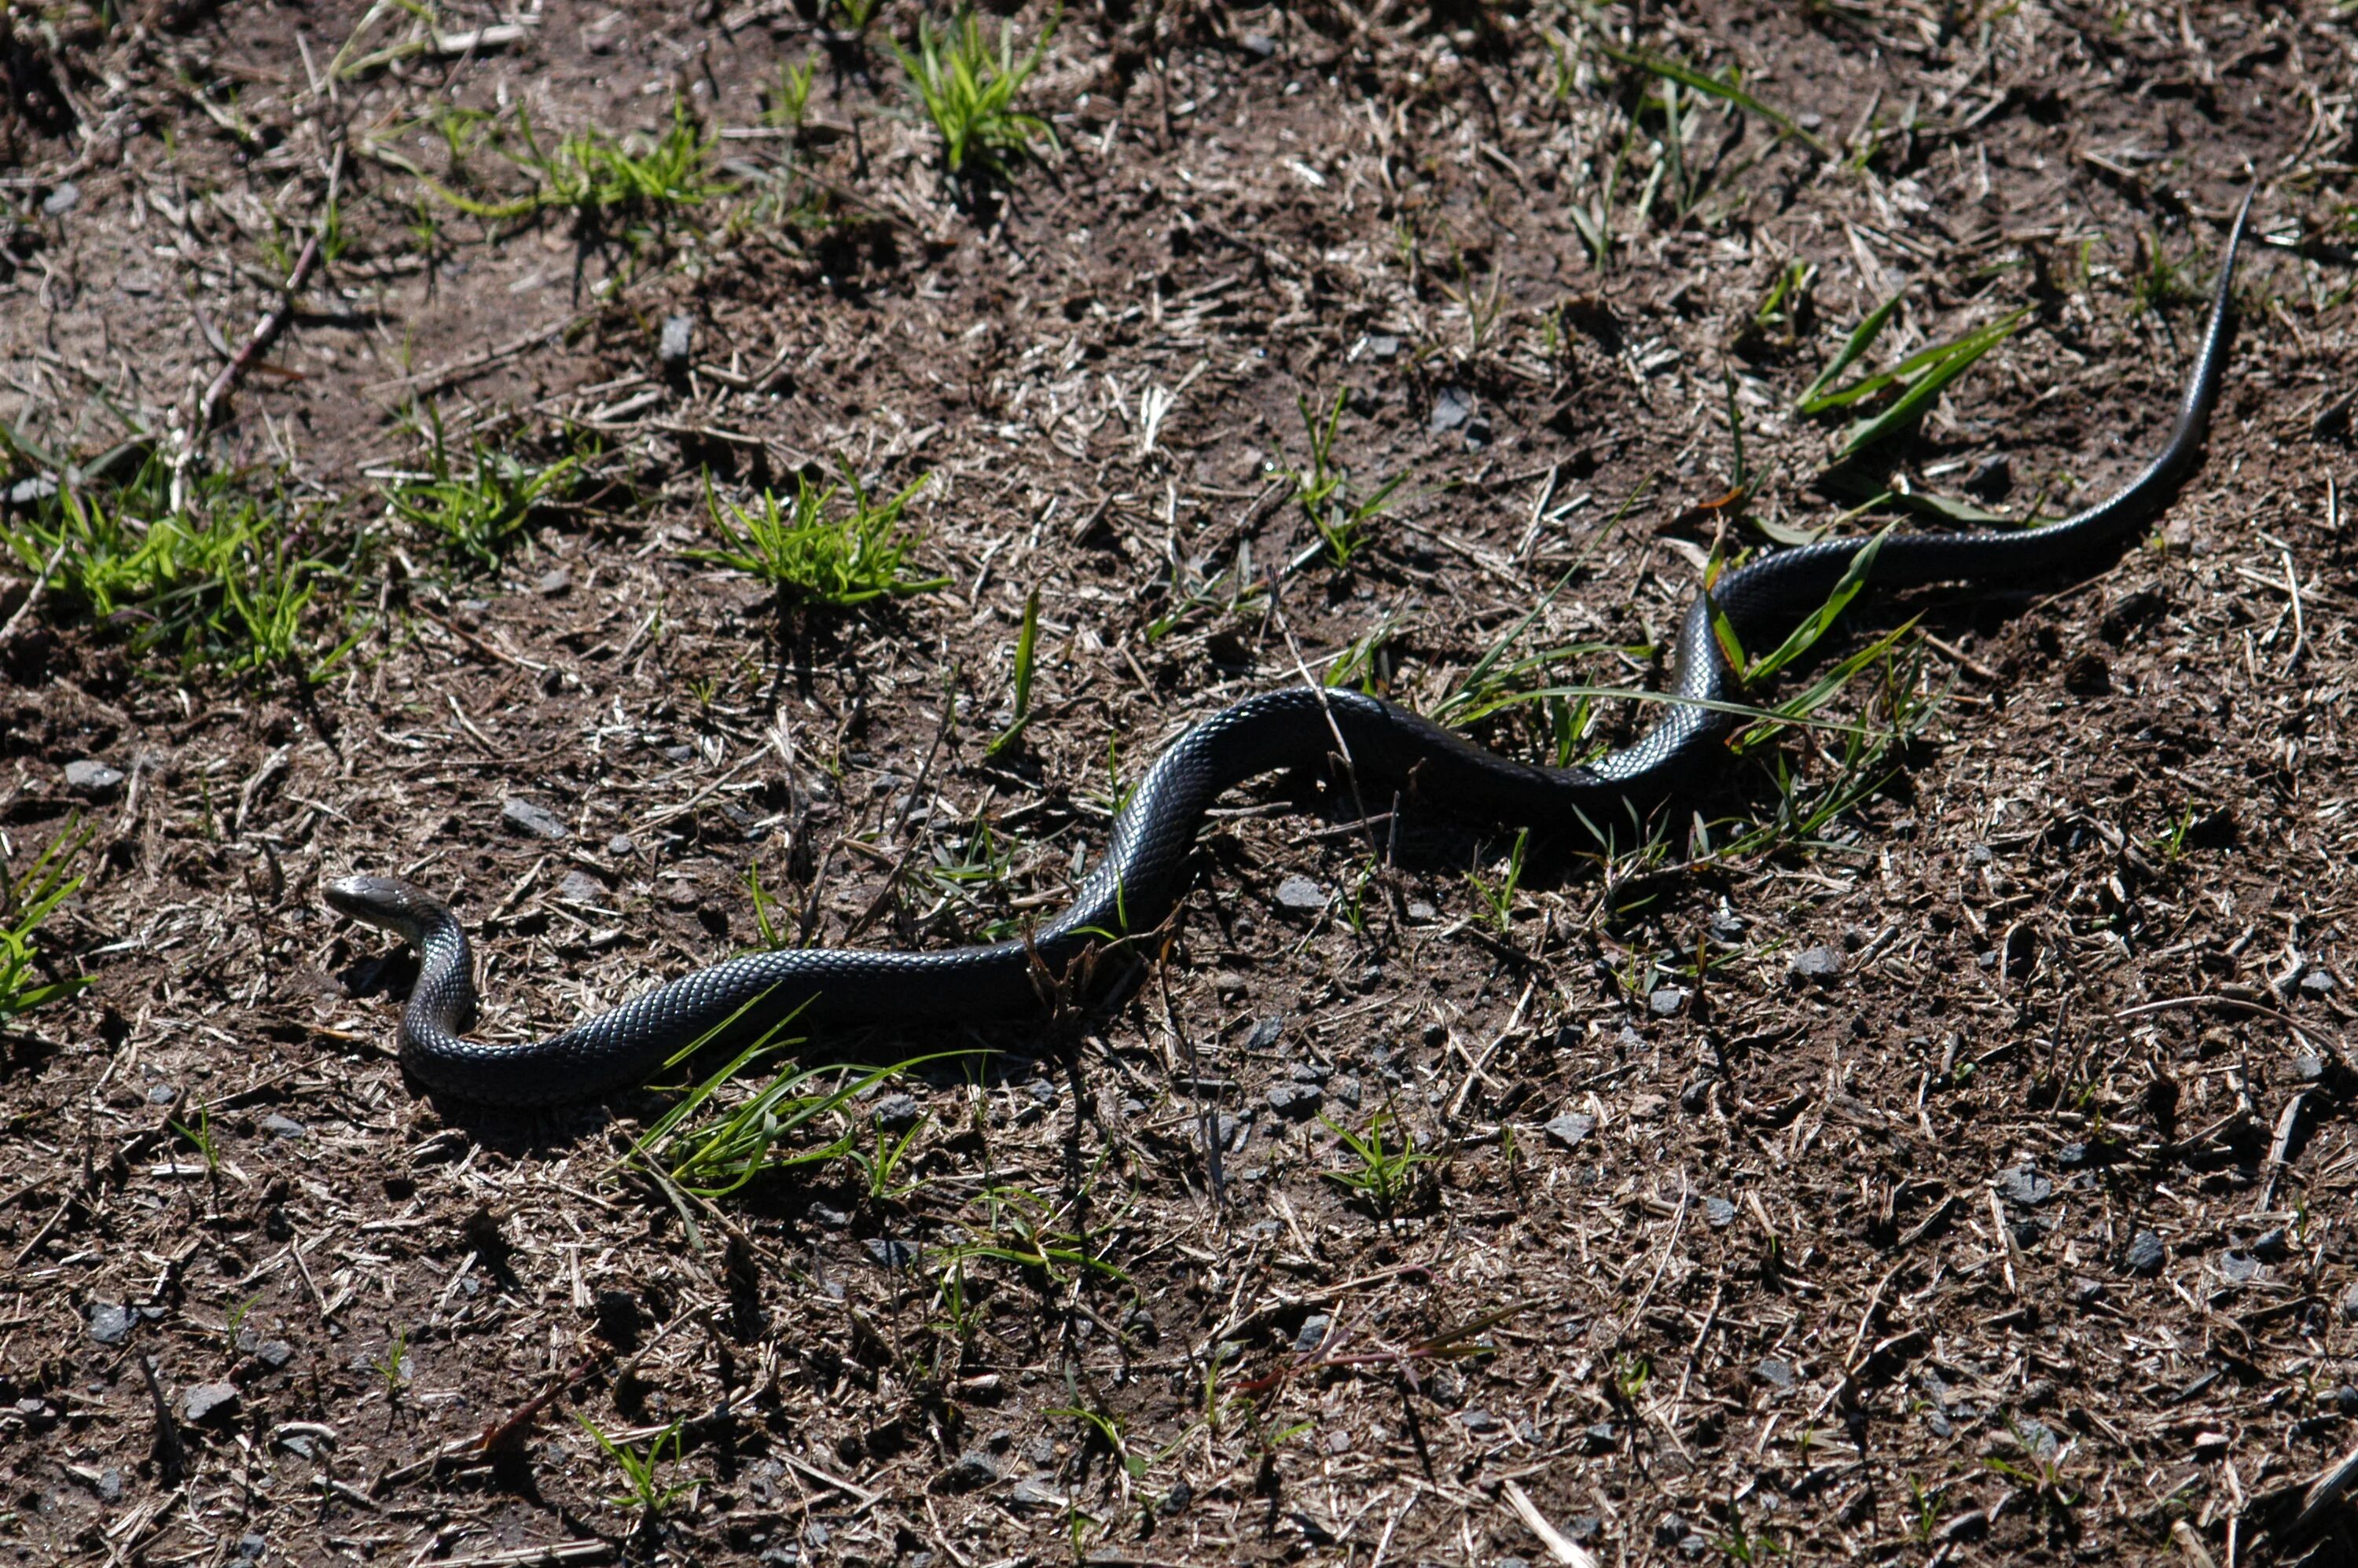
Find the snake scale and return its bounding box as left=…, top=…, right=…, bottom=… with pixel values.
left=328, top=196, right=2251, bottom=1107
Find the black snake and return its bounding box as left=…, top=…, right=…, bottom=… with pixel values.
left=328, top=196, right=2250, bottom=1107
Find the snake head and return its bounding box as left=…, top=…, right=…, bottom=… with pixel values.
left=323, top=874, right=446, bottom=943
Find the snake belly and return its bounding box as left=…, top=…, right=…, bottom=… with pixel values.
left=325, top=196, right=2251, bottom=1107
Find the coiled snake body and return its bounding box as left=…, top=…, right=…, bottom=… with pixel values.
left=329, top=200, right=2250, bottom=1107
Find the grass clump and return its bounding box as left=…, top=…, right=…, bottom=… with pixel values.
left=578, top=1416, right=693, bottom=1523
left=402, top=100, right=731, bottom=241
left=385, top=413, right=580, bottom=573
left=0, top=825, right=89, bottom=1027
left=1, top=461, right=362, bottom=682
left=897, top=5, right=1058, bottom=179
left=689, top=465, right=948, bottom=607
left=1284, top=390, right=1409, bottom=570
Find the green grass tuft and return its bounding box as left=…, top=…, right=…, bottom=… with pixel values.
left=0, top=824, right=90, bottom=1027
left=689, top=464, right=948, bottom=607
left=897, top=5, right=1059, bottom=179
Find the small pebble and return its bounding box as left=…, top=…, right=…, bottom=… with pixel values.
left=1993, top=1165, right=2054, bottom=1207
left=659, top=314, right=695, bottom=369
left=1364, top=333, right=1401, bottom=362
left=41, top=181, right=79, bottom=215
left=1542, top=1112, right=1595, bottom=1150
left=501, top=798, right=570, bottom=840
left=864, top=1237, right=918, bottom=1269
left=1274, top=875, right=1324, bottom=911
left=870, top=1093, right=920, bottom=1133
left=1787, top=946, right=1841, bottom=982
left=64, top=759, right=125, bottom=800
left=1702, top=1196, right=1738, bottom=1228
left=1245, top=1016, right=1284, bottom=1052
left=87, top=1302, right=134, bottom=1346
left=606, top=833, right=637, bottom=857
left=1294, top=1313, right=1332, bottom=1356
left=1430, top=385, right=1472, bottom=432
left=1753, top=1358, right=1797, bottom=1391
left=1240, top=31, right=1276, bottom=58
left=940, top=1448, right=997, bottom=1491
left=2124, top=1229, right=2168, bottom=1276
left=1456, top=1408, right=1501, bottom=1435
left=1266, top=1081, right=1321, bottom=1120
left=556, top=871, right=605, bottom=905
left=181, top=1382, right=241, bottom=1426
left=1648, top=986, right=1688, bottom=1017
left=1580, top=1422, right=1618, bottom=1453
left=535, top=567, right=572, bottom=597
left=259, top=1114, right=307, bottom=1140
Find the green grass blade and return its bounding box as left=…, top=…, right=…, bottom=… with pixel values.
left=1796, top=292, right=1901, bottom=413
left=1838, top=313, right=2027, bottom=459
left=1593, top=42, right=1831, bottom=156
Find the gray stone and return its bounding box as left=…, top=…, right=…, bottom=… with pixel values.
left=64, top=758, right=124, bottom=800
left=1240, top=31, right=1276, bottom=58
left=95, top=1468, right=122, bottom=1501
left=1753, top=1357, right=1797, bottom=1391
left=940, top=1448, right=997, bottom=1491
left=1648, top=986, right=1689, bottom=1017
left=871, top=1093, right=920, bottom=1133
left=607, top=832, right=637, bottom=857
left=1329, top=1074, right=1361, bottom=1108
left=2253, top=1227, right=2290, bottom=1261
left=1702, top=1196, right=1738, bottom=1228
left=864, top=1237, right=917, bottom=1269
left=501, top=797, right=569, bottom=840
left=556, top=871, right=605, bottom=905
left=2302, top=970, right=2338, bottom=995
left=1267, top=1081, right=1321, bottom=1121
left=1215, top=1112, right=1249, bottom=1151
left=1274, top=875, right=1324, bottom=910
left=87, top=1302, right=134, bottom=1346
left=1010, top=1475, right=1069, bottom=1508
left=1709, top=908, right=1746, bottom=940
left=234, top=1533, right=266, bottom=1562
left=2125, top=1229, right=2168, bottom=1276
left=1246, top=1016, right=1284, bottom=1051
left=147, top=1085, right=178, bottom=1106
left=9, top=476, right=57, bottom=506
left=1581, top=1422, right=1618, bottom=1453
left=1541, top=1111, right=1595, bottom=1150
left=1293, top=1313, right=1332, bottom=1356
left=806, top=1203, right=850, bottom=1229
left=1364, top=333, right=1401, bottom=362
left=659, top=314, right=695, bottom=369
left=1993, top=1166, right=2054, bottom=1207
left=41, top=181, right=79, bottom=216
left=1456, top=1408, right=1501, bottom=1435
left=1787, top=945, right=1841, bottom=982
left=1430, top=385, right=1471, bottom=432
left=535, top=567, right=572, bottom=597
left=259, top=1114, right=307, bottom=1140
left=181, top=1382, right=241, bottom=1426
left=2220, top=1250, right=2262, bottom=1283
left=251, top=1338, right=295, bottom=1370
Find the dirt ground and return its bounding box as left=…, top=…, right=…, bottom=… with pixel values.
left=4, top=1, right=2358, bottom=1564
